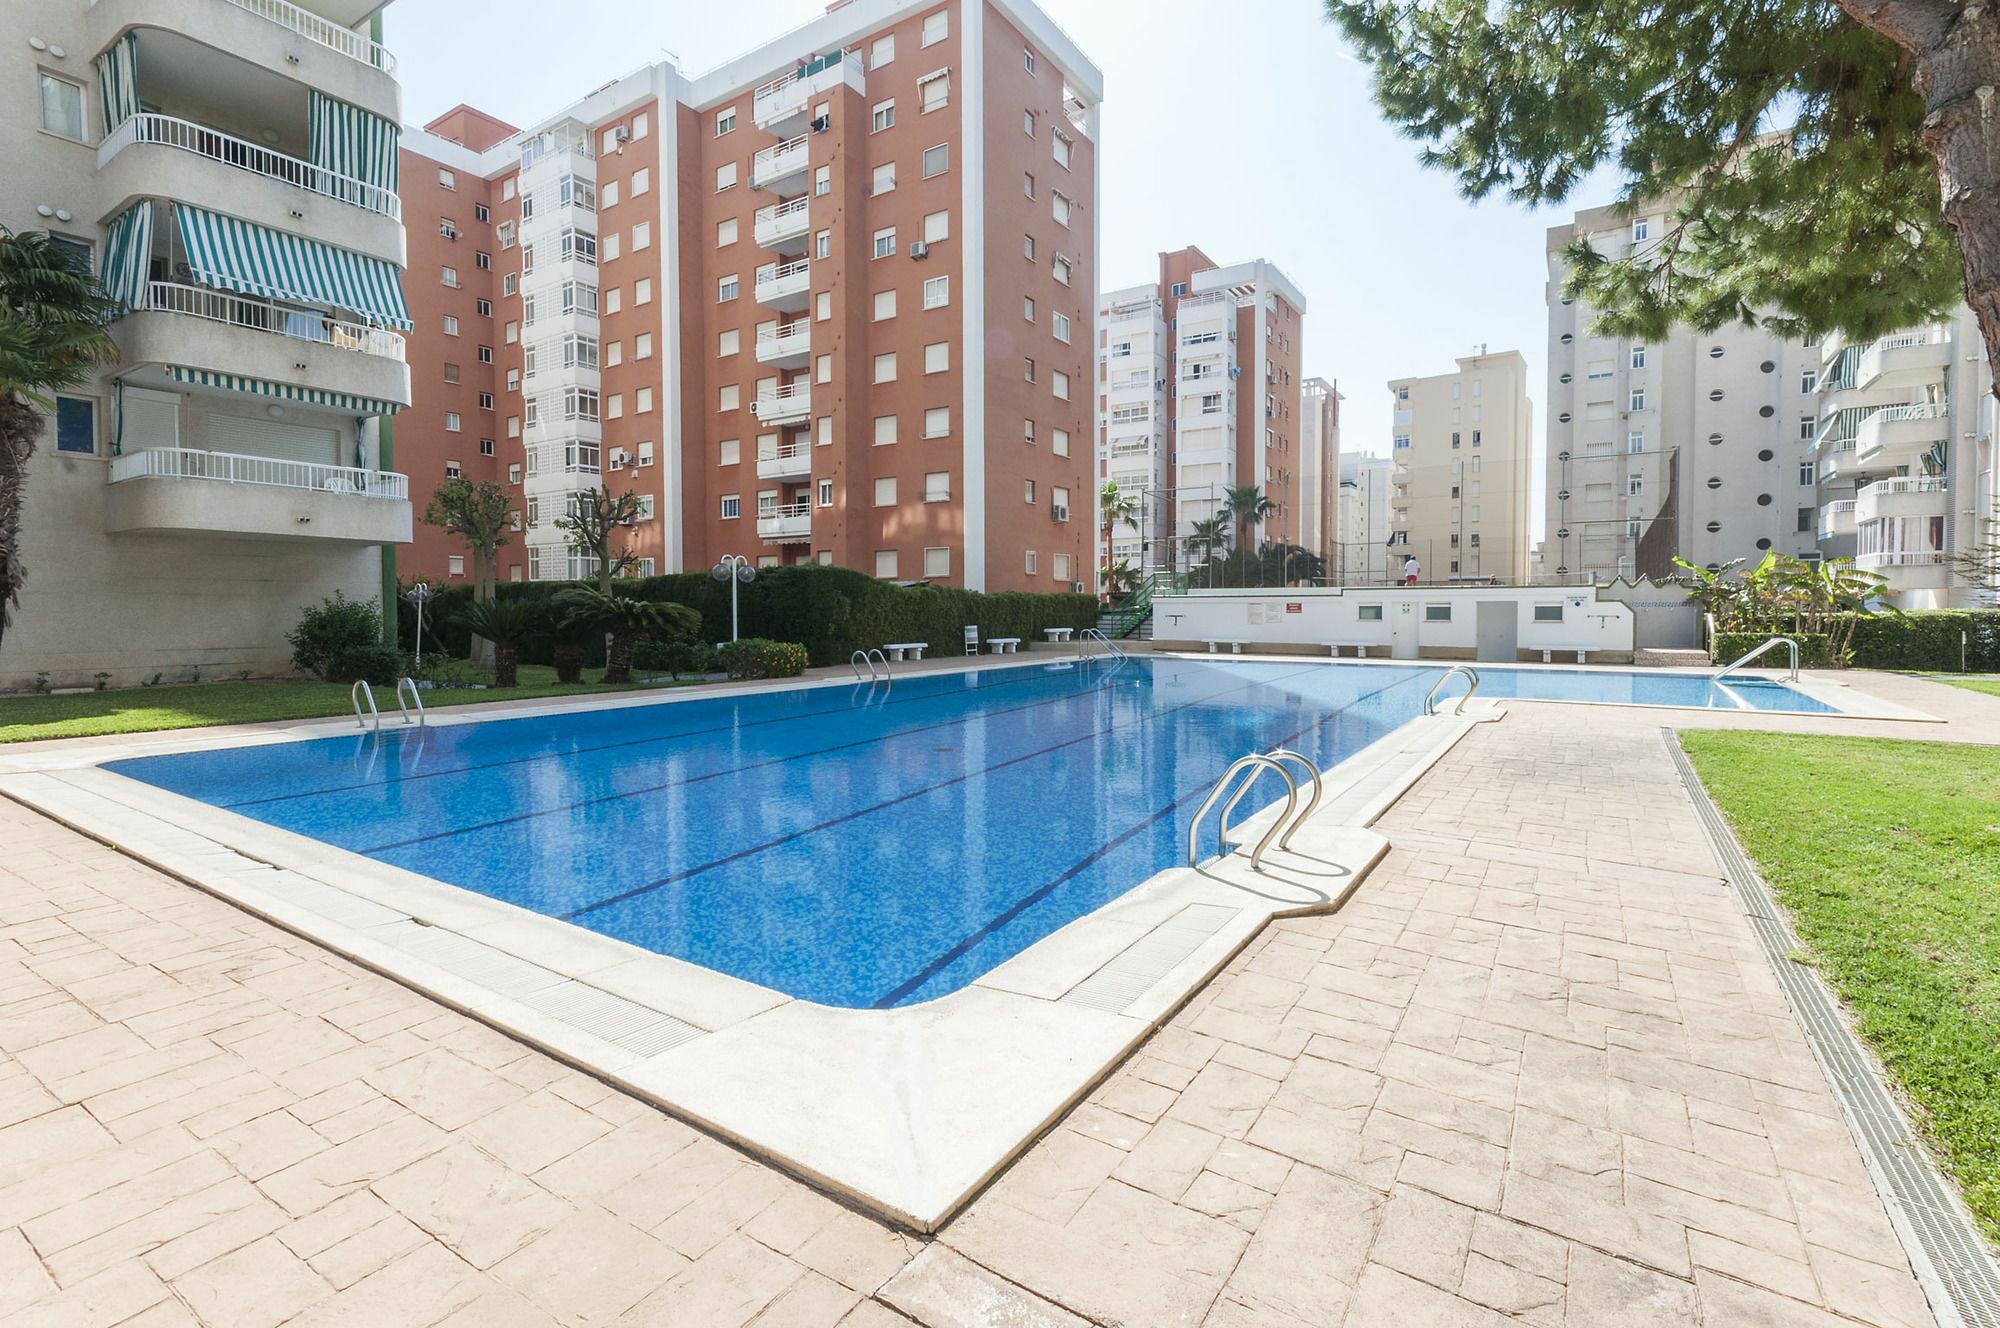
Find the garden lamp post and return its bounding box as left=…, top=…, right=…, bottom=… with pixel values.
left=402, top=582, right=436, bottom=668
left=710, top=555, right=756, bottom=642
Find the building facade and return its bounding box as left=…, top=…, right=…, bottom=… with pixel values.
left=1543, top=202, right=1822, bottom=583
left=1813, top=307, right=1997, bottom=606
left=1386, top=350, right=1534, bottom=583
left=1336, top=451, right=1393, bottom=584
left=1299, top=376, right=1340, bottom=574
left=1093, top=247, right=1309, bottom=575
left=3, top=0, right=412, bottom=689
left=396, top=0, right=1102, bottom=594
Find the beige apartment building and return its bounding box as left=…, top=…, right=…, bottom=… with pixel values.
left=1386, top=351, right=1534, bottom=583
left=2, top=0, right=412, bottom=689
left=397, top=0, right=1102, bottom=593
left=1094, top=248, right=1309, bottom=575
left=1300, top=376, right=1341, bottom=572
left=1543, top=202, right=1822, bottom=582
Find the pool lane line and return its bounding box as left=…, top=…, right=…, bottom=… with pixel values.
left=350, top=660, right=1162, bottom=855
left=866, top=669, right=1432, bottom=1009
left=557, top=660, right=1375, bottom=927
left=210, top=658, right=1079, bottom=811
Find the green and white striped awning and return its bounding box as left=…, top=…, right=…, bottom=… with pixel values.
left=98, top=199, right=152, bottom=308
left=165, top=366, right=402, bottom=417
left=173, top=203, right=410, bottom=329
left=96, top=32, right=139, bottom=132
left=308, top=90, right=399, bottom=204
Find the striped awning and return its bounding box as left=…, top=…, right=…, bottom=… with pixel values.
left=96, top=32, right=139, bottom=133
left=308, top=90, right=399, bottom=205
left=172, top=204, right=410, bottom=329
left=98, top=199, right=152, bottom=308
left=165, top=366, right=402, bottom=417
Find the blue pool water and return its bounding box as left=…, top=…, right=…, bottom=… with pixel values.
left=106, top=659, right=1834, bottom=1009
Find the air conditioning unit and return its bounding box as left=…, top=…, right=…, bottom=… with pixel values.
left=610, top=448, right=631, bottom=469
left=909, top=241, right=930, bottom=260
left=749, top=401, right=763, bottom=417
left=811, top=114, right=830, bottom=132
left=612, top=126, right=631, bottom=143
left=1051, top=505, right=1069, bottom=522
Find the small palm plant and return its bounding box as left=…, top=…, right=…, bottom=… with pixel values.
left=556, top=588, right=700, bottom=684
left=452, top=597, right=547, bottom=689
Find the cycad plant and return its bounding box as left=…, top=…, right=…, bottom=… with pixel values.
left=452, top=597, right=547, bottom=688
left=556, top=587, right=700, bottom=684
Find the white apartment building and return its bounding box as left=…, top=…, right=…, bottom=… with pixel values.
left=1336, top=451, right=1393, bottom=584
left=1386, top=350, right=1534, bottom=583
left=1813, top=307, right=1997, bottom=605
left=1544, top=203, right=1821, bottom=582
left=4, top=0, right=412, bottom=689
left=1300, top=376, right=1340, bottom=572
left=1096, top=284, right=1170, bottom=569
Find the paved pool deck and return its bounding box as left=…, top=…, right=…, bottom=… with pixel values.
left=0, top=667, right=1992, bottom=1326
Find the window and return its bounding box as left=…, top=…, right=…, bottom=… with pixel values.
left=1024, top=172, right=1036, bottom=198
left=1171, top=282, right=1189, bottom=297
left=919, top=71, right=950, bottom=113
left=1052, top=370, right=1070, bottom=400
left=817, top=417, right=832, bottom=446
left=716, top=218, right=739, bottom=248
left=444, top=412, right=462, bottom=432
left=719, top=438, right=741, bottom=466
left=716, top=108, right=737, bottom=136
left=441, top=266, right=459, bottom=288
left=443, top=363, right=462, bottom=384
left=633, top=387, right=652, bottom=414
left=478, top=345, right=494, bottom=364
left=1052, top=254, right=1072, bottom=286
left=479, top=392, right=495, bottom=410
left=875, top=550, right=899, bottom=579
left=1024, top=110, right=1036, bottom=137
left=1628, top=473, right=1644, bottom=497
left=814, top=479, right=832, bottom=507
left=922, top=9, right=948, bottom=45
left=1629, top=387, right=1646, bottom=411
left=1532, top=604, right=1564, bottom=624
left=605, top=288, right=621, bottom=314
left=602, top=233, right=620, bottom=262
left=1800, top=461, right=1816, bottom=485
left=816, top=229, right=831, bottom=260
left=873, top=290, right=897, bottom=322
left=718, top=274, right=739, bottom=302
left=922, top=144, right=949, bottom=178
left=508, top=463, right=522, bottom=484
left=1358, top=604, right=1384, bottom=621
left=1052, top=130, right=1072, bottom=169
left=874, top=352, right=898, bottom=383
left=1053, top=554, right=1072, bottom=582
left=924, top=472, right=951, bottom=502
left=721, top=495, right=741, bottom=519
left=1631, top=345, right=1647, bottom=370
left=874, top=415, right=897, bottom=446
left=1023, top=357, right=1035, bottom=382
left=498, top=220, right=516, bottom=250
left=1024, top=420, right=1036, bottom=443
left=437, top=167, right=456, bottom=190
left=1052, top=488, right=1071, bottom=521
left=473, top=202, right=490, bottom=223
left=872, top=34, right=895, bottom=67
left=1800, top=368, right=1819, bottom=393
left=501, top=177, right=515, bottom=201
left=720, top=384, right=740, bottom=411
left=716, top=162, right=737, bottom=192
left=1052, top=312, right=1071, bottom=343
left=816, top=353, right=832, bottom=384
left=443, top=315, right=460, bottom=336
left=503, top=273, right=518, bottom=297
left=924, top=546, right=950, bottom=577
left=874, top=227, right=897, bottom=259
left=924, top=342, right=950, bottom=374
left=1024, top=46, right=1037, bottom=74
left=874, top=477, right=897, bottom=507
left=923, top=276, right=950, bottom=309
left=1052, top=427, right=1070, bottom=457
left=636, top=332, right=653, bottom=359
left=815, top=165, right=832, bottom=196
left=476, top=298, right=492, bottom=317
left=1025, top=549, right=1038, bottom=575
left=1632, top=217, right=1650, bottom=241
left=53, top=396, right=94, bottom=454
left=1425, top=604, right=1452, bottom=623
left=1024, top=480, right=1036, bottom=503
left=872, top=100, right=895, bottom=132
left=924, top=407, right=950, bottom=438
left=1629, top=431, right=1644, bottom=453
left=1023, top=296, right=1036, bottom=322
left=1052, top=191, right=1071, bottom=226
left=632, top=221, right=651, bottom=250
left=872, top=162, right=897, bottom=196
left=816, top=291, right=832, bottom=320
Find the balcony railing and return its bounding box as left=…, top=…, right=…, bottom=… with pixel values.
left=1817, top=500, right=1856, bottom=539
left=754, top=258, right=811, bottom=306
left=109, top=446, right=408, bottom=500
left=753, top=197, right=811, bottom=247
left=755, top=319, right=810, bottom=361
left=142, top=281, right=405, bottom=360
left=751, top=134, right=809, bottom=188
left=754, top=381, right=811, bottom=422
left=1864, top=476, right=1948, bottom=496
left=100, top=114, right=401, bottom=219
left=1855, top=550, right=1949, bottom=569
left=757, top=500, right=811, bottom=540
left=223, top=0, right=396, bottom=74
left=1870, top=402, right=1947, bottom=423
left=756, top=440, right=811, bottom=479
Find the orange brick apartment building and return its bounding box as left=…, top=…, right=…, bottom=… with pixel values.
left=394, top=0, right=1101, bottom=592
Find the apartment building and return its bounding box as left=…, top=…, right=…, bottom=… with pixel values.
left=1544, top=202, right=1822, bottom=582
left=1300, top=376, right=1341, bottom=573
left=1812, top=307, right=1997, bottom=606
left=397, top=0, right=1102, bottom=593
left=1093, top=248, right=1309, bottom=573
left=1386, top=351, right=1534, bottom=582
left=1336, top=452, right=1393, bottom=584
left=2, top=0, right=412, bottom=688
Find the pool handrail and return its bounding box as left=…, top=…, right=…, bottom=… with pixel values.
left=1077, top=627, right=1128, bottom=660
left=1262, top=749, right=1324, bottom=850
left=1714, top=635, right=1800, bottom=683
left=350, top=679, right=379, bottom=730
left=868, top=647, right=892, bottom=682
left=395, top=676, right=426, bottom=726
left=1424, top=665, right=1481, bottom=716
left=1188, top=753, right=1297, bottom=874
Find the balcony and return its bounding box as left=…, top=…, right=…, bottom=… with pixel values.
left=1817, top=500, right=1857, bottom=540
left=751, top=134, right=810, bottom=194
left=756, top=439, right=811, bottom=480
left=752, top=49, right=861, bottom=135
left=753, top=382, right=811, bottom=426
left=1856, top=476, right=1948, bottom=524
left=754, top=258, right=812, bottom=312
left=117, top=283, right=411, bottom=411
left=753, top=197, right=811, bottom=252
left=1856, top=328, right=1950, bottom=391
left=1855, top=549, right=1951, bottom=590
left=1855, top=402, right=1948, bottom=467
left=105, top=447, right=410, bottom=544
left=757, top=500, right=811, bottom=543
left=1817, top=438, right=1860, bottom=482
left=755, top=319, right=811, bottom=368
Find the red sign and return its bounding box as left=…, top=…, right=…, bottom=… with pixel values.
left=1285, top=602, right=1302, bottom=614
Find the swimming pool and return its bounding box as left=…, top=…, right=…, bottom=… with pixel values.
left=104, top=657, right=1834, bottom=1009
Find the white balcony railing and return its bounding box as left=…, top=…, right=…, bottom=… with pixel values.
left=1870, top=402, right=1947, bottom=423
left=754, top=382, right=811, bottom=422
left=754, top=258, right=811, bottom=305
left=751, top=134, right=809, bottom=188
left=753, top=196, right=811, bottom=247
left=109, top=447, right=408, bottom=500
left=756, top=440, right=811, bottom=479
left=100, top=114, right=401, bottom=219
left=757, top=500, right=811, bottom=540
left=755, top=320, right=810, bottom=361
left=1817, top=500, right=1856, bottom=539
left=142, top=282, right=405, bottom=360
left=1864, top=476, right=1948, bottom=496
left=1856, top=550, right=1949, bottom=569
left=223, top=0, right=396, bottom=74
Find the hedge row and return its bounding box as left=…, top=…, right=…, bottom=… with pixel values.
left=398, top=564, right=1100, bottom=668
left=1710, top=611, right=2000, bottom=672
left=1712, top=632, right=1841, bottom=669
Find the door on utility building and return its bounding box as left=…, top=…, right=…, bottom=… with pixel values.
left=1475, top=600, right=1518, bottom=663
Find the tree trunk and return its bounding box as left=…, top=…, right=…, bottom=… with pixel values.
left=492, top=641, right=518, bottom=689
left=1841, top=0, right=2000, bottom=391
left=601, top=628, right=633, bottom=684
left=0, top=397, right=42, bottom=657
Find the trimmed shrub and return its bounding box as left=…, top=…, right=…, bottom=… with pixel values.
left=634, top=638, right=719, bottom=679
left=551, top=645, right=586, bottom=684
left=327, top=641, right=406, bottom=685
left=716, top=638, right=809, bottom=680
left=1711, top=632, right=1840, bottom=669
left=289, top=593, right=387, bottom=679
left=1843, top=610, right=2000, bottom=672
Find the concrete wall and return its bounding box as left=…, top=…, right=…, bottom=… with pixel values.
left=1152, top=585, right=1636, bottom=661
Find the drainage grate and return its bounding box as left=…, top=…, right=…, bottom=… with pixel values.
left=529, top=979, right=707, bottom=1056
left=255, top=871, right=406, bottom=931
left=1667, top=731, right=2000, bottom=1328
left=1061, top=903, right=1241, bottom=1014
left=372, top=920, right=572, bottom=1000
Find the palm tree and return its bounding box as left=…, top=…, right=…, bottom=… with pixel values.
left=1184, top=515, right=1231, bottom=576
left=1099, top=481, right=1139, bottom=599
left=453, top=597, right=547, bottom=688
left=1222, top=484, right=1276, bottom=548
left=0, top=231, right=120, bottom=657
left=556, top=587, right=699, bottom=684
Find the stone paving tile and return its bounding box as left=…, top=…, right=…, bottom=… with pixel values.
left=0, top=677, right=1981, bottom=1326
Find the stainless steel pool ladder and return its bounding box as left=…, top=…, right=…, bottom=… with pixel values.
left=351, top=680, right=379, bottom=730
left=1714, top=635, right=1800, bottom=683
left=1424, top=665, right=1481, bottom=716
left=1187, top=748, right=1324, bottom=873
left=394, top=677, right=426, bottom=726
left=849, top=648, right=892, bottom=683
left=1077, top=627, right=1128, bottom=660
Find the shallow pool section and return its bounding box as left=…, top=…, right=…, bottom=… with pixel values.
left=104, top=658, right=1834, bottom=1009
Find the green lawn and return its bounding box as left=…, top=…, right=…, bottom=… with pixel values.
left=1681, top=731, right=2000, bottom=1242
left=0, top=665, right=675, bottom=743
left=1937, top=676, right=2000, bottom=699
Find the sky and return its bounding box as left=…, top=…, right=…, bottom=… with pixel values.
left=385, top=0, right=1622, bottom=492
